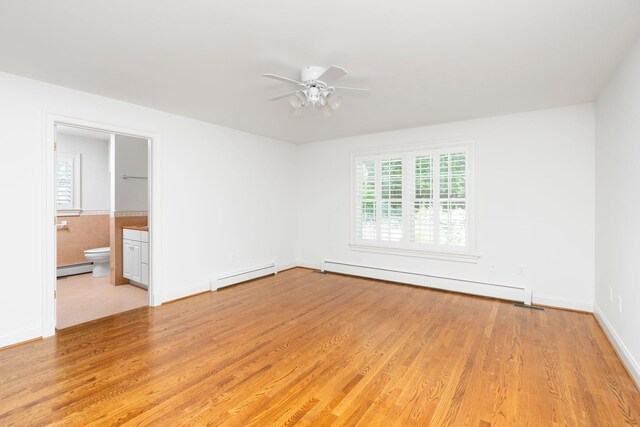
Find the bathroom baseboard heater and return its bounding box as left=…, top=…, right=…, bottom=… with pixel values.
left=213, top=263, right=277, bottom=290
left=57, top=263, right=93, bottom=278
left=321, top=260, right=533, bottom=306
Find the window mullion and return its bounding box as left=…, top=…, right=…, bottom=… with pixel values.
left=433, top=150, right=441, bottom=247
left=375, top=156, right=382, bottom=242
left=403, top=152, right=412, bottom=246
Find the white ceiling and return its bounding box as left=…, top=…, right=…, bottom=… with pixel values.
left=1, top=1, right=639, bottom=144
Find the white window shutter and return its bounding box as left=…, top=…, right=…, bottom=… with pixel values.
left=379, top=157, right=403, bottom=242
left=352, top=141, right=474, bottom=257
left=56, top=152, right=81, bottom=211
left=355, top=159, right=377, bottom=240
left=410, top=154, right=435, bottom=245
left=438, top=151, right=467, bottom=247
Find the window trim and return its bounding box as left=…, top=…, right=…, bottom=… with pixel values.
left=349, top=138, right=479, bottom=263
left=56, top=152, right=82, bottom=214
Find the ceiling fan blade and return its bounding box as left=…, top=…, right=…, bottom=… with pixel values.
left=317, top=65, right=348, bottom=84
left=263, top=73, right=306, bottom=86
left=333, top=86, right=371, bottom=98
left=266, top=91, right=300, bottom=101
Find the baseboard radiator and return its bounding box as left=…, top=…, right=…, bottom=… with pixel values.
left=57, top=262, right=93, bottom=277
left=322, top=260, right=532, bottom=305
left=213, top=263, right=277, bottom=290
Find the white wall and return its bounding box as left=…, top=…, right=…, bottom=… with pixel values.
left=0, top=71, right=297, bottom=347
left=296, top=104, right=596, bottom=311
left=56, top=133, right=110, bottom=212
left=595, top=37, right=640, bottom=385
left=0, top=69, right=602, bottom=349
left=114, top=134, right=148, bottom=212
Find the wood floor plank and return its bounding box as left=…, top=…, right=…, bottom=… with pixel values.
left=0, top=268, right=639, bottom=426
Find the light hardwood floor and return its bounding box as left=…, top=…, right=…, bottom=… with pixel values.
left=1, top=268, right=638, bottom=425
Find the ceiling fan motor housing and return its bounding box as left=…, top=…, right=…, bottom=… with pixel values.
left=301, top=66, right=327, bottom=85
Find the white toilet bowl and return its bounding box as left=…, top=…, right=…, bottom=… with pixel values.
left=84, top=247, right=111, bottom=278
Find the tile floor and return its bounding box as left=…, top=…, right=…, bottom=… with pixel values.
left=56, top=273, right=148, bottom=329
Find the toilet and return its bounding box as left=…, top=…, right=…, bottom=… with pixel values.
left=84, top=247, right=111, bottom=278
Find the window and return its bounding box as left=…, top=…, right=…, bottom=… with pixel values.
left=56, top=152, right=81, bottom=214
left=352, top=141, right=476, bottom=261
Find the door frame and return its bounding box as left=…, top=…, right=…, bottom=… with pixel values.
left=43, top=113, right=162, bottom=337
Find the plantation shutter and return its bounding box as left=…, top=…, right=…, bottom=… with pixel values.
left=409, top=154, right=435, bottom=245
left=355, top=158, right=377, bottom=240
left=56, top=153, right=80, bottom=210
left=379, top=157, right=403, bottom=241
left=353, top=143, right=472, bottom=255
left=438, top=151, right=467, bottom=246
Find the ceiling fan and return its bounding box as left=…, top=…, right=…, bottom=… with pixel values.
left=263, top=65, right=370, bottom=117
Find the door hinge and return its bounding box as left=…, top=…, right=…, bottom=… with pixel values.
left=53, top=142, right=57, bottom=152
left=54, top=290, right=57, bottom=299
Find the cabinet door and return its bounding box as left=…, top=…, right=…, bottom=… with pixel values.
left=141, top=263, right=149, bottom=286
left=130, top=241, right=142, bottom=283
left=141, top=242, right=149, bottom=264
left=123, top=239, right=132, bottom=279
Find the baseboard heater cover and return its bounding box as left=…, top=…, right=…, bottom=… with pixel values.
left=57, top=263, right=93, bottom=277
left=322, top=260, right=532, bottom=305
left=213, top=263, right=277, bottom=290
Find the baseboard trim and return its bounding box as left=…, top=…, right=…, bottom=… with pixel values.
left=213, top=263, right=277, bottom=290
left=321, top=260, right=526, bottom=303
left=297, top=260, right=323, bottom=270
left=57, top=263, right=93, bottom=277
left=276, top=262, right=298, bottom=273
left=532, top=293, right=593, bottom=313
left=593, top=305, right=640, bottom=390
left=161, top=281, right=210, bottom=304
left=0, top=324, right=42, bottom=350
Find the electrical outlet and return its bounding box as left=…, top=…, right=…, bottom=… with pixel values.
left=230, top=253, right=236, bottom=263
left=489, top=264, right=496, bottom=273
left=618, top=296, right=622, bottom=313
left=518, top=266, right=525, bottom=275
left=609, top=287, right=613, bottom=303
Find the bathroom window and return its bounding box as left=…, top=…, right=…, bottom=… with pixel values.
left=56, top=152, right=81, bottom=215
left=350, top=140, right=478, bottom=262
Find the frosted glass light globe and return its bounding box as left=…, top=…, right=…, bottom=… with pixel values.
left=289, top=94, right=302, bottom=108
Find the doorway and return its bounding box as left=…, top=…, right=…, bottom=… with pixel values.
left=47, top=119, right=155, bottom=331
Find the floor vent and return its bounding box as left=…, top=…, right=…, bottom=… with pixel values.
left=514, top=303, right=545, bottom=311
left=313, top=270, right=329, bottom=274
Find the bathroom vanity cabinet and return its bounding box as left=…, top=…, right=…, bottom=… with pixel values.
left=123, top=228, right=149, bottom=288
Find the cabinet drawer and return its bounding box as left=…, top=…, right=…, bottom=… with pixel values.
left=140, top=231, right=149, bottom=243
left=141, top=242, right=149, bottom=264
left=123, top=229, right=141, bottom=241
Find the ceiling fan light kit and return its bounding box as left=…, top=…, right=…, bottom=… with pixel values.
left=264, top=65, right=370, bottom=117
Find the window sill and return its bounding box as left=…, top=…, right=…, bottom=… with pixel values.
left=349, top=243, right=480, bottom=263
left=57, top=209, right=81, bottom=217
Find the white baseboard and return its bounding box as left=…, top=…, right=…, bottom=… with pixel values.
left=161, top=281, right=210, bottom=304
left=297, top=260, right=323, bottom=270
left=0, top=323, right=41, bottom=349
left=276, top=262, right=298, bottom=272
left=321, top=260, right=526, bottom=303
left=213, top=263, right=277, bottom=290
left=533, top=293, right=593, bottom=312
left=57, top=263, right=93, bottom=277
left=594, top=305, right=640, bottom=389
left=159, top=262, right=284, bottom=304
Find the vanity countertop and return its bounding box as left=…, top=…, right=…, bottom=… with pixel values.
left=122, top=225, right=149, bottom=232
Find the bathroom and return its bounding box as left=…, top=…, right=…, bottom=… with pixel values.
left=55, top=125, right=150, bottom=329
